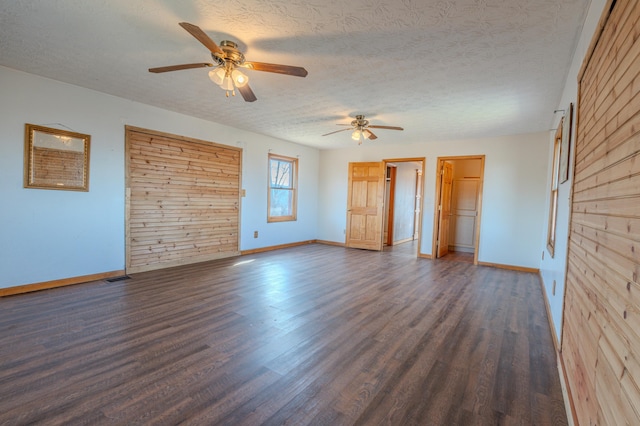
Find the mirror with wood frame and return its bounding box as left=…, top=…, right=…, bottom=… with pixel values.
left=24, top=124, right=90, bottom=191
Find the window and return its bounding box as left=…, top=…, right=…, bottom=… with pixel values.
left=268, top=153, right=298, bottom=222
left=547, top=119, right=563, bottom=257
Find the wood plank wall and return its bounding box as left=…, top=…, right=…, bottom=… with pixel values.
left=125, top=127, right=242, bottom=273
left=562, top=0, right=640, bottom=424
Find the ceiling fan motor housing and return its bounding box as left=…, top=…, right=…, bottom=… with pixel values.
left=352, top=115, right=369, bottom=130
left=211, top=40, right=245, bottom=67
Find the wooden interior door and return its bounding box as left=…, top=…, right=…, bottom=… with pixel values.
left=436, top=162, right=453, bottom=258
left=346, top=162, right=385, bottom=251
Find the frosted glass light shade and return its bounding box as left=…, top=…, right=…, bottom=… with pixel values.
left=231, top=69, right=249, bottom=87
left=208, top=67, right=226, bottom=85
left=221, top=76, right=234, bottom=91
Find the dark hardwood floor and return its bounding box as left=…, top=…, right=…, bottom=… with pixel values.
left=0, top=244, right=567, bottom=425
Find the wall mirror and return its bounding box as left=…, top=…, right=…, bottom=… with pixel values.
left=24, top=124, right=91, bottom=191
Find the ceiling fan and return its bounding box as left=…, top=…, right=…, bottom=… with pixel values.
left=149, top=22, right=308, bottom=102
left=322, top=115, right=404, bottom=144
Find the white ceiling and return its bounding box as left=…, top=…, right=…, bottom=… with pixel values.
left=0, top=0, right=589, bottom=149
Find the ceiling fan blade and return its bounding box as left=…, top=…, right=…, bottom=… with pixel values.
left=368, top=125, right=404, bottom=131
left=237, top=84, right=257, bottom=102
left=242, top=61, right=308, bottom=77
left=179, top=22, right=224, bottom=55
left=322, top=128, right=352, bottom=136
left=364, top=130, right=378, bottom=140
left=148, top=63, right=214, bottom=73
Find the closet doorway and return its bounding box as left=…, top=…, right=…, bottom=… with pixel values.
left=432, top=155, right=484, bottom=264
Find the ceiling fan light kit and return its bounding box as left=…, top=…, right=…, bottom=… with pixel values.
left=231, top=69, right=249, bottom=87
left=208, top=67, right=226, bottom=85
left=351, top=129, right=373, bottom=145
left=149, top=22, right=308, bottom=102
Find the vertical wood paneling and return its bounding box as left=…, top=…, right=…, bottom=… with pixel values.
left=125, top=126, right=241, bottom=273
left=562, top=0, right=640, bottom=424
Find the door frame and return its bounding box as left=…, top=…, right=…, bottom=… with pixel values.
left=383, top=157, right=426, bottom=257
left=432, top=155, right=485, bottom=265
left=384, top=164, right=397, bottom=246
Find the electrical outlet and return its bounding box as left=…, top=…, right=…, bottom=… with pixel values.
left=343, top=229, right=346, bottom=234
left=241, top=189, right=246, bottom=197
left=542, top=251, right=545, bottom=260
left=253, top=230, right=258, bottom=238
left=552, top=280, right=556, bottom=296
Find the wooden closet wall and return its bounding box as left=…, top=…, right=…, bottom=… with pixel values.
left=562, top=0, right=640, bottom=424
left=125, top=126, right=241, bottom=273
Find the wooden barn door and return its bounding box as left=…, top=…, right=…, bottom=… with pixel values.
left=125, top=126, right=241, bottom=273
left=561, top=1, right=640, bottom=424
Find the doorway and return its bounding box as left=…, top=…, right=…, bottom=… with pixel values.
left=432, top=156, right=485, bottom=265
left=383, top=158, right=425, bottom=256
left=345, top=158, right=425, bottom=257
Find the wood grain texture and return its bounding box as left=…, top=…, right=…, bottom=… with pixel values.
left=0, top=243, right=565, bottom=425
left=562, top=0, right=640, bottom=424
left=125, top=127, right=241, bottom=273
left=346, top=162, right=384, bottom=251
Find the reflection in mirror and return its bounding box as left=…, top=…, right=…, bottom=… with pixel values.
left=24, top=124, right=91, bottom=191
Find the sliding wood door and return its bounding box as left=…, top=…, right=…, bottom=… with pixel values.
left=125, top=126, right=241, bottom=273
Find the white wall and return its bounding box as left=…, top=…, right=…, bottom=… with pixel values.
left=0, top=66, right=319, bottom=289
left=318, top=131, right=549, bottom=268
left=539, top=0, right=607, bottom=342
left=392, top=162, right=418, bottom=242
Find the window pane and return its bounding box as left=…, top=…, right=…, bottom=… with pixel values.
left=267, top=153, right=297, bottom=222
left=550, top=191, right=558, bottom=244
left=270, top=189, right=293, bottom=216
left=270, top=160, right=292, bottom=188
left=547, top=123, right=563, bottom=257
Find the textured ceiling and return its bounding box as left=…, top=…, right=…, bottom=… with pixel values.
left=0, top=0, right=589, bottom=149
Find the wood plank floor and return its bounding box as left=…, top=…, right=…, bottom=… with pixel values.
left=0, top=244, right=567, bottom=425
